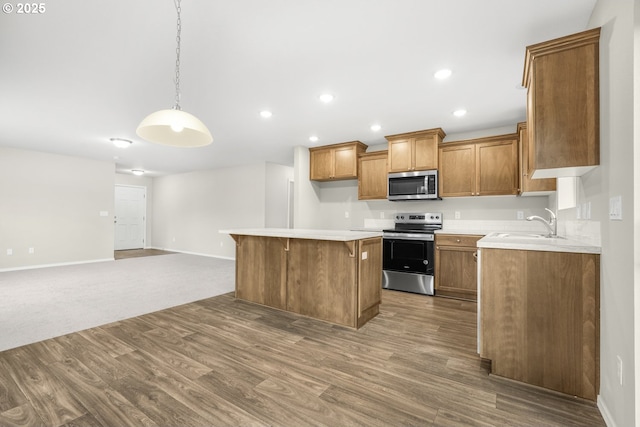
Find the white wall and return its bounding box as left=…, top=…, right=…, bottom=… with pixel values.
left=0, top=147, right=115, bottom=270
left=293, top=146, right=323, bottom=228
left=151, top=163, right=277, bottom=259
left=586, top=1, right=636, bottom=426
left=115, top=173, right=154, bottom=248
left=265, top=163, right=294, bottom=228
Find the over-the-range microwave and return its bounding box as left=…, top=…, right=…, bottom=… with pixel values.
left=388, top=170, right=440, bottom=201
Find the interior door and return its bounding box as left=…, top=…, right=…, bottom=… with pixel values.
left=114, top=185, right=146, bottom=250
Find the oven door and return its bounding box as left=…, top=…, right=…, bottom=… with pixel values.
left=383, top=235, right=434, bottom=275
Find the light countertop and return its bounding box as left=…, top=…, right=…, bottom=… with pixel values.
left=220, top=228, right=382, bottom=242
left=477, top=232, right=601, bottom=254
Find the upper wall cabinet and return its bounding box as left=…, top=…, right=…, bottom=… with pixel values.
left=517, top=122, right=556, bottom=195
left=358, top=151, right=388, bottom=200
left=439, top=134, right=519, bottom=197
left=309, top=141, right=367, bottom=181
left=386, top=128, right=446, bottom=173
left=523, top=28, right=600, bottom=179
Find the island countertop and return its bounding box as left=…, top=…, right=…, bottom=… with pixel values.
left=220, top=228, right=382, bottom=242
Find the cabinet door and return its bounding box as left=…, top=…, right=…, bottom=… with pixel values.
left=358, top=152, right=388, bottom=200
left=439, top=144, right=475, bottom=197
left=310, top=148, right=333, bottom=180
left=525, top=28, right=600, bottom=177
left=518, top=123, right=556, bottom=193
left=435, top=234, right=481, bottom=301
left=333, top=146, right=358, bottom=179
left=476, top=139, right=518, bottom=196
left=387, top=139, right=413, bottom=173
left=414, top=135, right=438, bottom=171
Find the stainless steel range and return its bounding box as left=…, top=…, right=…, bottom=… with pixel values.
left=382, top=212, right=443, bottom=295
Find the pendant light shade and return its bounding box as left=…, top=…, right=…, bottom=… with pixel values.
left=136, top=0, right=212, bottom=148
left=136, top=109, right=212, bottom=147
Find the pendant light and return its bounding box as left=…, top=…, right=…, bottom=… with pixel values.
left=136, top=0, right=212, bottom=147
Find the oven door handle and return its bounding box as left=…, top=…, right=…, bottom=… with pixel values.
left=383, top=233, right=434, bottom=241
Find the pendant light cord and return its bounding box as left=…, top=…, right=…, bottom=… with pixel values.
left=173, top=0, right=182, bottom=111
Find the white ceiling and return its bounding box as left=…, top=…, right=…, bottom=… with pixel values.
left=0, top=0, right=597, bottom=177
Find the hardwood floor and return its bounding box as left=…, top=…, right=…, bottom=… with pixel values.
left=114, top=249, right=175, bottom=260
left=0, top=290, right=605, bottom=426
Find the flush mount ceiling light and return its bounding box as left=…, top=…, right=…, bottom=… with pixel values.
left=131, top=169, right=145, bottom=176
left=319, top=93, right=334, bottom=103
left=110, top=138, right=132, bottom=148
left=434, top=69, right=452, bottom=79
left=453, top=109, right=467, bottom=117
left=260, top=110, right=273, bottom=118
left=136, top=0, right=212, bottom=148
left=370, top=124, right=382, bottom=132
left=309, top=135, right=319, bottom=142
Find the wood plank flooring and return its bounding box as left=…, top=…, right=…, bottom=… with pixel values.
left=114, top=249, right=175, bottom=260
left=0, top=290, right=605, bottom=426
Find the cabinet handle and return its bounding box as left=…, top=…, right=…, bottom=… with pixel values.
left=473, top=252, right=478, bottom=261
left=456, top=239, right=461, bottom=243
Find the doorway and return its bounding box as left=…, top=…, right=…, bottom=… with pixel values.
left=114, top=185, right=146, bottom=250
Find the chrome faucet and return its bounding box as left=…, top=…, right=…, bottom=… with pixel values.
left=526, top=208, right=557, bottom=237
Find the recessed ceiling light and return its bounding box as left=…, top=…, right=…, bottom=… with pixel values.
left=131, top=169, right=145, bottom=176
left=260, top=110, right=273, bottom=118
left=309, top=135, right=319, bottom=142
left=319, top=93, right=334, bottom=103
left=453, top=109, right=467, bottom=117
left=110, top=138, right=132, bottom=148
left=434, top=69, right=452, bottom=79
left=371, top=124, right=382, bottom=132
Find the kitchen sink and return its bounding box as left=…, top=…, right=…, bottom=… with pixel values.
left=491, top=232, right=565, bottom=239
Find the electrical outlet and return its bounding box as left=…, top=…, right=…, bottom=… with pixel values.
left=617, top=355, right=623, bottom=386
left=6, top=249, right=12, bottom=256
left=28, top=247, right=34, bottom=254
left=517, top=211, right=524, bottom=220
left=454, top=211, right=461, bottom=219
left=380, top=212, right=385, bottom=219
left=345, top=211, right=349, bottom=219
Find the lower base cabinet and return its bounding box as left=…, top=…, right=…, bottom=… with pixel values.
left=232, top=235, right=382, bottom=329
left=480, top=248, right=600, bottom=401
left=435, top=234, right=482, bottom=301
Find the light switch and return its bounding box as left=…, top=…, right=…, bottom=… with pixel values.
left=99, top=211, right=109, bottom=217
left=361, top=251, right=368, bottom=260
left=609, top=196, right=622, bottom=220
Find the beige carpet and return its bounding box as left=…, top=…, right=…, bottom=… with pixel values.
left=0, top=254, right=235, bottom=352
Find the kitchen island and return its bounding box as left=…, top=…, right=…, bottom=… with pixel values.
left=220, top=228, right=383, bottom=329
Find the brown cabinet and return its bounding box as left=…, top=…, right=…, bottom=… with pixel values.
left=439, top=134, right=519, bottom=197
left=309, top=141, right=367, bottom=181
left=435, top=234, right=482, bottom=301
left=480, top=248, right=599, bottom=401
left=517, top=122, right=556, bottom=194
left=358, top=151, right=388, bottom=200
left=386, top=128, right=445, bottom=173
left=232, top=234, right=382, bottom=329
left=523, top=28, right=600, bottom=178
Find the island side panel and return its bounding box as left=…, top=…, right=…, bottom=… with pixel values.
left=357, top=237, right=382, bottom=328
left=233, top=235, right=287, bottom=310
left=287, top=239, right=357, bottom=328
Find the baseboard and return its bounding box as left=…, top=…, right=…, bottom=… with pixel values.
left=0, top=258, right=114, bottom=273
left=597, top=395, right=616, bottom=427
left=148, top=247, right=235, bottom=261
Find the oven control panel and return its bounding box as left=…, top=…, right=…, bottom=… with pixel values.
left=394, top=212, right=442, bottom=224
